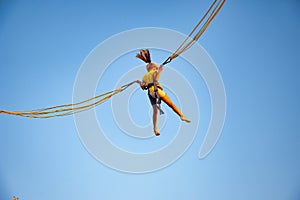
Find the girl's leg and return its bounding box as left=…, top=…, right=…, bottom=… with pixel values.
left=160, top=95, right=191, bottom=123
left=152, top=104, right=160, bottom=136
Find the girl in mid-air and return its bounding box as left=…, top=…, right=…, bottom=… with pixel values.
left=136, top=49, right=191, bottom=136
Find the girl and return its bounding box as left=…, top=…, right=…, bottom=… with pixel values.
left=136, top=49, right=191, bottom=136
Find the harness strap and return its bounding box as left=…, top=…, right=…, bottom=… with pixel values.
left=147, top=82, right=164, bottom=115
left=156, top=104, right=164, bottom=115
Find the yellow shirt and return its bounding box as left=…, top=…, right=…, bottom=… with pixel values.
left=141, top=69, right=165, bottom=98
left=142, top=68, right=157, bottom=85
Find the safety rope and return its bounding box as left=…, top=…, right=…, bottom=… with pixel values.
left=0, top=0, right=226, bottom=118
left=162, top=0, right=226, bottom=65
left=0, top=81, right=136, bottom=118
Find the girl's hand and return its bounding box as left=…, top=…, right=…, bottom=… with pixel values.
left=136, top=80, right=146, bottom=90
left=136, top=80, right=141, bottom=84
left=158, top=65, right=164, bottom=72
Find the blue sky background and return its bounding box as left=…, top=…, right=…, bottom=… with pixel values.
left=0, top=0, right=300, bottom=200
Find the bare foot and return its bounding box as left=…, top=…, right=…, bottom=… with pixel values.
left=154, top=129, right=160, bottom=136
left=181, top=116, right=191, bottom=123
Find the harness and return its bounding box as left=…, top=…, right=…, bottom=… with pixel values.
left=144, top=82, right=164, bottom=115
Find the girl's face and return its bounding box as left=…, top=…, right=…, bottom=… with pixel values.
left=146, top=63, right=158, bottom=71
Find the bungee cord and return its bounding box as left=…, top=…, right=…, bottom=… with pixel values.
left=0, top=81, right=135, bottom=118
left=0, top=0, right=226, bottom=118
left=162, top=0, right=226, bottom=65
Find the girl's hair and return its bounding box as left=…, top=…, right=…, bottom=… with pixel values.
left=136, top=49, right=151, bottom=63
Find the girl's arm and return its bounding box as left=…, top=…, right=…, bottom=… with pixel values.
left=136, top=80, right=146, bottom=90
left=154, top=65, right=163, bottom=82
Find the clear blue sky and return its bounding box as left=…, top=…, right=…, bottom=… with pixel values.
left=0, top=0, right=300, bottom=200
